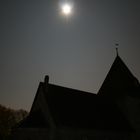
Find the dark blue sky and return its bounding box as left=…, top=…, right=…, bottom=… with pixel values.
left=1, top=0, right=140, bottom=110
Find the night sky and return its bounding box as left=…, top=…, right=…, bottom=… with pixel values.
left=1, top=0, right=140, bottom=110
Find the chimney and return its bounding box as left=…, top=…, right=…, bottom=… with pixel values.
left=44, top=75, right=49, bottom=84
left=44, top=75, right=49, bottom=93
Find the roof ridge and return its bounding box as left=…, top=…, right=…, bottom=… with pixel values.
left=48, top=83, right=97, bottom=95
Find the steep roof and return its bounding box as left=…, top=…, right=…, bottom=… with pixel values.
left=18, top=77, right=132, bottom=132
left=98, top=56, right=140, bottom=98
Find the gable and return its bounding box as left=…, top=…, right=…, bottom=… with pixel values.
left=18, top=82, right=53, bottom=128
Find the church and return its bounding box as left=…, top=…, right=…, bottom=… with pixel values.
left=12, top=55, right=140, bottom=140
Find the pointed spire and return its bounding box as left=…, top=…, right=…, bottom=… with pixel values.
left=98, top=50, right=139, bottom=97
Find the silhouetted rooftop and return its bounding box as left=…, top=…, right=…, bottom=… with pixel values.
left=19, top=82, right=132, bottom=132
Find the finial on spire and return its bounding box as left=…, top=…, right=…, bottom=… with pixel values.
left=115, top=43, right=119, bottom=56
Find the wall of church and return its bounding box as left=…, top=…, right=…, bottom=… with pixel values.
left=11, top=127, right=131, bottom=140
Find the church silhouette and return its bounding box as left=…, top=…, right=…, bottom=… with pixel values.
left=12, top=55, right=140, bottom=140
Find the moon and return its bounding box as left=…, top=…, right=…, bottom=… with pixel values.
left=61, top=3, right=73, bottom=16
